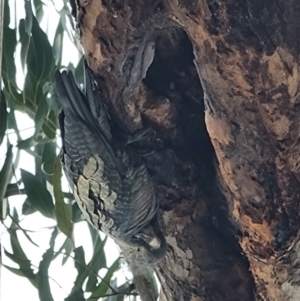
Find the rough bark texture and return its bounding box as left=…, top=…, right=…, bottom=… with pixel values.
left=73, top=0, right=300, bottom=300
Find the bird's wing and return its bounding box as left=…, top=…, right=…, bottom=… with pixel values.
left=55, top=64, right=158, bottom=239
left=54, top=68, right=125, bottom=175
left=60, top=117, right=123, bottom=232
left=108, top=149, right=158, bottom=238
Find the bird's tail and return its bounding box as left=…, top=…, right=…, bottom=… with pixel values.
left=54, top=61, right=125, bottom=175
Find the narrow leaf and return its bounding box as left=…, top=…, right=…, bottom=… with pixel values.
left=3, top=0, right=10, bottom=27
left=19, top=19, right=31, bottom=70
left=64, top=289, right=85, bottom=301
left=42, top=110, right=57, bottom=139
left=17, top=135, right=38, bottom=149
left=65, top=246, right=87, bottom=298
left=27, top=16, right=54, bottom=81
left=3, top=251, right=37, bottom=287
left=2, top=24, right=17, bottom=85
left=51, top=236, right=74, bottom=265
left=10, top=209, right=39, bottom=247
left=24, top=0, right=33, bottom=35
left=6, top=230, right=38, bottom=288
left=35, top=95, right=49, bottom=131
left=21, top=169, right=54, bottom=218
left=53, top=156, right=73, bottom=238
left=74, top=56, right=84, bottom=84
left=72, top=203, right=83, bottom=223
left=22, top=197, right=37, bottom=215
left=3, top=264, right=35, bottom=278
left=33, top=0, right=44, bottom=22
left=7, top=109, right=21, bottom=139
left=10, top=230, right=30, bottom=263
left=0, top=91, right=8, bottom=145
left=42, top=160, right=55, bottom=176
left=62, top=237, right=74, bottom=265
left=53, top=21, right=64, bottom=65
left=37, top=228, right=58, bottom=301
left=86, top=224, right=107, bottom=292
left=90, top=259, right=120, bottom=298
left=0, top=144, right=13, bottom=219
left=42, top=142, right=57, bottom=164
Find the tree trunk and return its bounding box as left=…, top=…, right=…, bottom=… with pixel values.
left=73, top=0, right=300, bottom=300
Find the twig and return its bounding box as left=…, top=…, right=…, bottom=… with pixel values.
left=4, top=187, right=74, bottom=200
left=52, top=250, right=118, bottom=294
left=30, top=262, right=68, bottom=296
left=87, top=292, right=138, bottom=300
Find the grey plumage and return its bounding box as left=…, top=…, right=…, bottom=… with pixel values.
left=54, top=62, right=166, bottom=265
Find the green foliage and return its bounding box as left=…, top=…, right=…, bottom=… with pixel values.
left=21, top=169, right=55, bottom=218
left=0, top=0, right=137, bottom=300
left=53, top=156, right=73, bottom=238
left=37, top=229, right=58, bottom=301
left=0, top=144, right=13, bottom=219
left=0, top=91, right=8, bottom=145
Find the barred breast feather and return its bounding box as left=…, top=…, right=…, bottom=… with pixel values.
left=54, top=64, right=158, bottom=242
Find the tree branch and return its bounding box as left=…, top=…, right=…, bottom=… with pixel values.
left=4, top=186, right=74, bottom=200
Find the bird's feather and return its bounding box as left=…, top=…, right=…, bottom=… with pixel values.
left=55, top=63, right=158, bottom=240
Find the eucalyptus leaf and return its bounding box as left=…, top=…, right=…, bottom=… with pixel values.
left=7, top=229, right=38, bottom=288
left=3, top=0, right=10, bottom=27
left=42, top=160, right=55, bottom=176
left=10, top=209, right=39, bottom=247
left=2, top=26, right=17, bottom=86
left=7, top=109, right=21, bottom=139
left=0, top=91, right=8, bottom=146
left=42, top=110, right=57, bottom=140
left=35, top=96, right=49, bottom=132
left=17, top=135, right=38, bottom=149
left=90, top=259, right=120, bottom=299
left=23, top=70, right=37, bottom=113
left=53, top=156, right=73, bottom=238
left=3, top=251, right=38, bottom=287
left=74, top=56, right=84, bottom=84
left=22, top=197, right=38, bottom=215
left=0, top=144, right=13, bottom=219
left=10, top=229, right=30, bottom=261
left=41, top=142, right=57, bottom=182
left=19, top=19, right=31, bottom=70
left=37, top=228, right=58, bottom=301
left=3, top=264, right=35, bottom=279
left=47, top=91, right=62, bottom=113
left=35, top=143, right=46, bottom=186
left=24, top=0, right=33, bottom=35
left=53, top=20, right=64, bottom=66
left=64, top=289, right=85, bottom=301
left=42, top=142, right=57, bottom=164
left=72, top=203, right=83, bottom=223
left=86, top=223, right=107, bottom=292
left=33, top=0, right=44, bottom=22
left=27, top=16, right=54, bottom=82
left=21, top=169, right=54, bottom=218
left=65, top=246, right=87, bottom=298
left=61, top=237, right=74, bottom=265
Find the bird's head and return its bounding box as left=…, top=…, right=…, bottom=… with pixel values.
left=118, top=216, right=167, bottom=266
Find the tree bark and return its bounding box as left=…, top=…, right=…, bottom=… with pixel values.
left=73, top=0, right=300, bottom=300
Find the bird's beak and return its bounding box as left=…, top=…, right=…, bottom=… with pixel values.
left=134, top=233, right=161, bottom=249
left=147, top=236, right=161, bottom=249
left=135, top=225, right=161, bottom=250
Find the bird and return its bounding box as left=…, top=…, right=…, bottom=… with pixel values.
left=54, top=61, right=166, bottom=265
